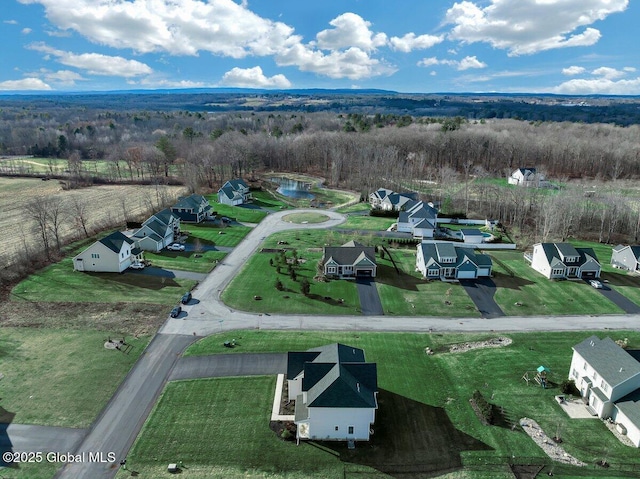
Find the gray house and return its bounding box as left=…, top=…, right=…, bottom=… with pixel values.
left=170, top=194, right=211, bottom=223
left=416, top=242, right=492, bottom=280
left=611, top=245, right=640, bottom=272
left=321, top=241, right=376, bottom=279
left=529, top=243, right=601, bottom=280
left=218, top=179, right=251, bottom=206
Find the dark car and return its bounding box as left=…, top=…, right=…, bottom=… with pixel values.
left=170, top=305, right=182, bottom=318
left=181, top=292, right=192, bottom=304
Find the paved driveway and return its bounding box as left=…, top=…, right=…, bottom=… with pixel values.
left=1, top=424, right=87, bottom=466
left=595, top=283, right=640, bottom=314
left=460, top=278, right=505, bottom=319
left=169, top=353, right=287, bottom=381
left=356, top=278, right=384, bottom=315
left=128, top=267, right=206, bottom=281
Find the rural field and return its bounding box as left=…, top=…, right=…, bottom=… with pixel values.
left=124, top=330, right=640, bottom=479
left=0, top=177, right=187, bottom=269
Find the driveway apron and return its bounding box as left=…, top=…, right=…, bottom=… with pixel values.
left=460, top=278, right=505, bottom=319
left=356, top=278, right=384, bottom=316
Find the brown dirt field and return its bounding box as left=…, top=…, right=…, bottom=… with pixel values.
left=0, top=300, right=166, bottom=335
left=0, top=177, right=187, bottom=267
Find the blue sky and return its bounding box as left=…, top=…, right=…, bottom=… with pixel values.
left=1, top=0, right=638, bottom=94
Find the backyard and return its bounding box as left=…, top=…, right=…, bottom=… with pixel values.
left=124, top=330, right=640, bottom=479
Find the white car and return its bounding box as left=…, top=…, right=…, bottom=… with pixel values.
left=167, top=243, right=185, bottom=251
left=589, top=280, right=603, bottom=289
left=129, top=262, right=145, bottom=270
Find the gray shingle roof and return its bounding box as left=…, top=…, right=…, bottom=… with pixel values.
left=573, top=336, right=640, bottom=387
left=418, top=243, right=492, bottom=270
left=172, top=194, right=210, bottom=211
left=99, top=231, right=134, bottom=254
left=322, top=242, right=376, bottom=267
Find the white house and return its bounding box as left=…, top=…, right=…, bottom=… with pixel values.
left=397, top=200, right=438, bottom=239
left=528, top=243, right=601, bottom=280
left=460, top=228, right=485, bottom=244
left=508, top=168, right=549, bottom=187
left=416, top=242, right=492, bottom=281
left=218, top=179, right=251, bottom=206
left=73, top=231, right=142, bottom=273
left=286, top=343, right=378, bottom=442
left=569, top=336, right=640, bottom=447
left=369, top=188, right=417, bottom=212
left=611, top=245, right=640, bottom=272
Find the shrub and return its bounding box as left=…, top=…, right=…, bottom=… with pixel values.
left=300, top=278, right=310, bottom=296
left=275, top=278, right=284, bottom=291
left=560, top=379, right=579, bottom=396
left=471, top=390, right=494, bottom=425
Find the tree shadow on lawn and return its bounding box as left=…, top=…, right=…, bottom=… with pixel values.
left=90, top=272, right=182, bottom=290
left=374, top=265, right=423, bottom=292
left=0, top=406, right=16, bottom=468
left=491, top=272, right=535, bottom=291
left=317, top=389, right=492, bottom=478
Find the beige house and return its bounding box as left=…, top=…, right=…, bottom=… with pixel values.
left=73, top=231, right=142, bottom=273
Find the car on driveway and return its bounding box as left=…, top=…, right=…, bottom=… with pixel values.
left=167, top=243, right=185, bottom=251
left=589, top=279, right=603, bottom=289
left=221, top=216, right=231, bottom=223
left=170, top=305, right=182, bottom=318
left=129, top=262, right=145, bottom=270
left=181, top=292, right=192, bottom=304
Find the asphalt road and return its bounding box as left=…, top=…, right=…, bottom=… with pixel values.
left=1, top=424, right=87, bottom=466
left=169, top=353, right=287, bottom=381
left=55, top=333, right=196, bottom=479
left=596, top=283, right=640, bottom=314
left=460, top=278, right=505, bottom=319
left=356, top=278, right=384, bottom=316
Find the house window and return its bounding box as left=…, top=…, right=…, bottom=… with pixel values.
left=601, top=380, right=608, bottom=392
left=583, top=362, right=587, bottom=371
left=91, top=253, right=100, bottom=259
left=348, top=426, right=354, bottom=435
left=552, top=268, right=564, bottom=275
left=572, top=369, right=578, bottom=379
left=428, top=269, right=439, bottom=277
left=327, top=266, right=336, bottom=274
left=334, top=426, right=339, bottom=431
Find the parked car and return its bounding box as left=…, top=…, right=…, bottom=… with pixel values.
left=181, top=292, right=192, bottom=304
left=220, top=216, right=231, bottom=223
left=589, top=280, right=603, bottom=289
left=170, top=305, right=182, bottom=318
left=167, top=243, right=185, bottom=251
left=129, top=262, right=145, bottom=270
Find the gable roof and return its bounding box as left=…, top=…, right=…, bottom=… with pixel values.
left=418, top=242, right=492, bottom=270
left=172, top=194, right=210, bottom=211
left=573, top=336, right=640, bottom=387
left=536, top=243, right=600, bottom=268
left=219, top=185, right=241, bottom=200
left=289, top=343, right=377, bottom=410
left=145, top=208, right=179, bottom=227
left=225, top=178, right=249, bottom=190
left=99, top=231, right=135, bottom=254
left=323, top=242, right=376, bottom=267
left=613, top=245, right=640, bottom=260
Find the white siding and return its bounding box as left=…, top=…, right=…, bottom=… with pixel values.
left=612, top=407, right=640, bottom=447
left=288, top=378, right=302, bottom=401
left=303, top=407, right=376, bottom=441
left=531, top=244, right=552, bottom=278
left=73, top=242, right=129, bottom=273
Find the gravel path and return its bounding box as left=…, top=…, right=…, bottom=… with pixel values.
left=519, top=417, right=586, bottom=466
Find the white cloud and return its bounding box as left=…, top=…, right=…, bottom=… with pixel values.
left=552, top=77, right=640, bottom=95
left=562, top=66, right=586, bottom=75
left=28, top=43, right=153, bottom=77
left=624, top=67, right=637, bottom=73
left=135, top=78, right=206, bottom=88
left=316, top=13, right=387, bottom=52
left=445, top=0, right=628, bottom=55
left=389, top=33, right=443, bottom=52
left=4, top=20, right=18, bottom=25
left=220, top=66, right=291, bottom=88
left=0, top=78, right=52, bottom=90
left=43, top=69, right=85, bottom=84
left=592, top=67, right=625, bottom=80
left=277, top=44, right=395, bottom=80
left=21, top=27, right=32, bottom=34
left=417, top=55, right=486, bottom=71
left=18, top=0, right=299, bottom=58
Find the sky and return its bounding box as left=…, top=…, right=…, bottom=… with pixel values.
left=1, top=0, right=639, bottom=94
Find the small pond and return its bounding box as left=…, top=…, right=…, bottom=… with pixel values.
left=271, top=177, right=315, bottom=199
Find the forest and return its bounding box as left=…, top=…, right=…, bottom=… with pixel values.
left=1, top=91, right=640, bottom=255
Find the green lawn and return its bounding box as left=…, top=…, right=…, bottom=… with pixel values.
left=172, top=330, right=640, bottom=478
left=221, top=250, right=360, bottom=315
left=11, top=257, right=197, bottom=304
left=182, top=222, right=252, bottom=248
left=489, top=250, right=624, bottom=316
left=144, top=249, right=226, bottom=273
left=282, top=212, right=330, bottom=224
left=376, top=248, right=480, bottom=316
left=206, top=195, right=269, bottom=223
left=0, top=327, right=151, bottom=427
left=339, top=214, right=396, bottom=231
left=335, top=202, right=371, bottom=214
left=251, top=189, right=291, bottom=210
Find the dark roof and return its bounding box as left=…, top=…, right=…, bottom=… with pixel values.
left=461, top=228, right=483, bottom=237
left=99, top=231, right=134, bottom=253
left=288, top=343, right=377, bottom=411
left=226, top=178, right=249, bottom=190
left=150, top=208, right=178, bottom=226
left=172, top=194, right=210, bottom=211
left=323, top=242, right=376, bottom=267
left=537, top=243, right=600, bottom=268
left=218, top=185, right=239, bottom=200
left=418, top=243, right=492, bottom=270
left=555, top=243, right=580, bottom=258
left=573, top=336, right=640, bottom=387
